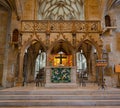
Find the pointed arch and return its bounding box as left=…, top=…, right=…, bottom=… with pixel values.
left=47, top=39, right=75, bottom=66
left=76, top=38, right=103, bottom=59
left=18, top=36, right=47, bottom=85
left=48, top=39, right=75, bottom=55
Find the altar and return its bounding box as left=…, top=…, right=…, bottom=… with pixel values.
left=45, top=66, right=77, bottom=88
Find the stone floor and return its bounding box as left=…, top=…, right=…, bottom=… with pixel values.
left=0, top=83, right=120, bottom=108
left=1, top=82, right=119, bottom=91
left=0, top=107, right=120, bottom=108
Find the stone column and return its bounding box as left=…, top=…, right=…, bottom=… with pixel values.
left=23, top=52, right=28, bottom=85
left=45, top=66, right=51, bottom=84
left=46, top=51, right=49, bottom=66
left=72, top=33, right=76, bottom=66
left=16, top=51, right=24, bottom=86
left=72, top=51, right=76, bottom=66
left=46, top=32, right=50, bottom=49
left=46, top=33, right=50, bottom=67
left=2, top=11, right=11, bottom=87
left=72, top=33, right=76, bottom=47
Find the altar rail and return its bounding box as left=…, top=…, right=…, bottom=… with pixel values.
left=21, top=20, right=101, bottom=33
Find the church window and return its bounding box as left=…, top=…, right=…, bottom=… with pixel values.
left=35, top=50, right=46, bottom=78
left=76, top=51, right=87, bottom=72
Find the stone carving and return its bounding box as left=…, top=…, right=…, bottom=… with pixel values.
left=21, top=20, right=100, bottom=33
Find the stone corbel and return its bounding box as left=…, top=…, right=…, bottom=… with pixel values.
left=102, top=26, right=117, bottom=35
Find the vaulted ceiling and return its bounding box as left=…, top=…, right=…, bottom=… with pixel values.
left=106, top=0, right=120, bottom=11
left=0, top=0, right=120, bottom=21
left=0, top=0, right=120, bottom=55
left=0, top=0, right=16, bottom=10
left=0, top=0, right=21, bottom=20
left=38, top=0, right=84, bottom=20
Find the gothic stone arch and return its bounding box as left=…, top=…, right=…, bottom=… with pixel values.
left=17, top=36, right=46, bottom=86
left=76, top=34, right=103, bottom=82
left=76, top=34, right=103, bottom=59
left=47, top=39, right=75, bottom=66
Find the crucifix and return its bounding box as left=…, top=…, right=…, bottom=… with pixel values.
left=56, top=53, right=67, bottom=65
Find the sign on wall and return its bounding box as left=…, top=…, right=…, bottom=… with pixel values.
left=96, top=60, right=107, bottom=67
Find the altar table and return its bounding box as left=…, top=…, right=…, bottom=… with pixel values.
left=45, top=66, right=77, bottom=88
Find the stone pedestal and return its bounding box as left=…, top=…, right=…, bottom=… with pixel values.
left=45, top=66, right=78, bottom=88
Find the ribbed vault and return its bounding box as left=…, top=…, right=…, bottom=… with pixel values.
left=38, top=0, right=84, bottom=20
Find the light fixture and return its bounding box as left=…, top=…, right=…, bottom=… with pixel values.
left=58, top=51, right=64, bottom=54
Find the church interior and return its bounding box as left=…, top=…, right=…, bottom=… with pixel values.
left=0, top=0, right=120, bottom=107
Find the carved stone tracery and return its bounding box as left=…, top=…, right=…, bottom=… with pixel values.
left=16, top=19, right=103, bottom=86
left=21, top=20, right=101, bottom=33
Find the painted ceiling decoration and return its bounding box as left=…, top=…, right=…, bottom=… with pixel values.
left=38, top=0, right=84, bottom=20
